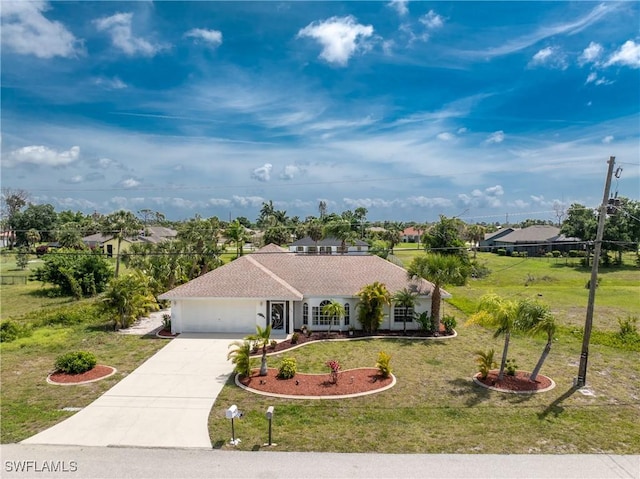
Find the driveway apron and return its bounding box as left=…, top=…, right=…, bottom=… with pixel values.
left=22, top=334, right=240, bottom=448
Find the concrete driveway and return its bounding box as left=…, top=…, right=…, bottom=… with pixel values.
left=22, top=334, right=240, bottom=449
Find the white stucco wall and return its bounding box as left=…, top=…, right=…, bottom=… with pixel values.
left=171, top=298, right=261, bottom=334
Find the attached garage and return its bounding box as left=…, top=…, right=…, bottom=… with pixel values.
left=171, top=298, right=261, bottom=334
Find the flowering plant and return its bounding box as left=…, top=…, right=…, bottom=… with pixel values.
left=326, top=359, right=340, bottom=384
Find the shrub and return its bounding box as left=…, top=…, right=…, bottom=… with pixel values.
left=552, top=250, right=562, bottom=257
left=35, top=245, right=49, bottom=256
left=469, top=260, right=491, bottom=279
left=505, top=358, right=518, bottom=376
left=475, top=349, right=496, bottom=379
left=416, top=311, right=435, bottom=333
left=290, top=332, right=300, bottom=344
left=618, top=316, right=639, bottom=340
left=442, top=315, right=457, bottom=334
left=0, top=320, right=31, bottom=343
left=376, top=351, right=392, bottom=378
left=227, top=340, right=252, bottom=377
left=326, top=359, right=340, bottom=384
left=162, top=313, right=171, bottom=331
left=497, top=249, right=506, bottom=256
left=269, top=339, right=278, bottom=349
left=55, top=351, right=97, bottom=374
left=15, top=248, right=29, bottom=270
left=278, top=357, right=297, bottom=379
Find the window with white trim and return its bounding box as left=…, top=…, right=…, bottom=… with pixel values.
left=344, top=303, right=350, bottom=326
left=303, top=302, right=308, bottom=325
left=394, top=306, right=414, bottom=323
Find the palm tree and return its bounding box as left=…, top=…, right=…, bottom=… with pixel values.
left=321, top=300, right=345, bottom=337
left=247, top=324, right=272, bottom=376
left=26, top=228, right=41, bottom=251
left=407, top=253, right=466, bottom=334
left=101, top=210, right=142, bottom=277
left=392, top=288, right=418, bottom=335
left=465, top=224, right=486, bottom=259
left=323, top=220, right=356, bottom=254
left=518, top=300, right=556, bottom=382
left=356, top=282, right=391, bottom=334
left=227, top=340, right=252, bottom=377
left=307, top=220, right=323, bottom=253
left=101, top=271, right=158, bottom=330
left=178, top=216, right=221, bottom=278
left=225, top=220, right=248, bottom=258
left=56, top=222, right=84, bottom=249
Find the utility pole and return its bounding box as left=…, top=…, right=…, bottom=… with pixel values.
left=576, top=156, right=616, bottom=388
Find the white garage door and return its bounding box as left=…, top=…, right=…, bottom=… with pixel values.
left=179, top=299, right=257, bottom=333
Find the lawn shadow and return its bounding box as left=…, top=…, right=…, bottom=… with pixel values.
left=448, top=377, right=491, bottom=407
left=537, top=385, right=579, bottom=419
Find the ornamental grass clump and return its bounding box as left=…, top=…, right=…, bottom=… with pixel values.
left=326, top=359, right=340, bottom=384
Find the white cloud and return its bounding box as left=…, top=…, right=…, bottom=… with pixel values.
left=585, top=72, right=613, bottom=86
left=406, top=196, right=453, bottom=208
left=419, top=10, right=444, bottom=30
left=60, top=175, right=84, bottom=184
left=0, top=0, right=81, bottom=58
left=458, top=185, right=503, bottom=208
left=437, top=132, right=455, bottom=141
left=486, top=131, right=505, bottom=144
left=118, top=178, right=141, bottom=188
left=4, top=145, right=80, bottom=167
left=94, top=12, right=165, bottom=57
left=280, top=164, right=301, bottom=180
left=602, top=135, right=614, bottom=144
left=208, top=198, right=232, bottom=207
left=457, top=127, right=468, bottom=134
left=579, top=41, right=603, bottom=65
left=297, top=16, right=374, bottom=66
left=232, top=195, right=265, bottom=208
left=387, top=0, right=409, bottom=17
left=251, top=163, right=273, bottom=182
left=94, top=76, right=127, bottom=90
left=343, top=198, right=398, bottom=209
left=184, top=28, right=223, bottom=48
left=529, top=46, right=567, bottom=69
left=510, top=199, right=530, bottom=209
left=605, top=40, right=640, bottom=68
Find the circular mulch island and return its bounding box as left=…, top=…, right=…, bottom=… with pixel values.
left=237, top=367, right=395, bottom=399
left=473, top=370, right=555, bottom=394
left=47, top=365, right=117, bottom=385
left=156, top=328, right=178, bottom=338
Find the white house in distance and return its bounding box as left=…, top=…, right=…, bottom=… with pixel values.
left=159, top=244, right=449, bottom=336
left=289, top=236, right=369, bottom=255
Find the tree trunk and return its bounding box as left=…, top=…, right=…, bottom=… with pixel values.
left=498, top=332, right=511, bottom=382
left=430, top=284, right=442, bottom=334
left=259, top=349, right=268, bottom=376
left=115, top=237, right=122, bottom=278
left=529, top=340, right=551, bottom=382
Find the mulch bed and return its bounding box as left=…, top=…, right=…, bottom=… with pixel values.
left=48, top=365, right=116, bottom=384
left=239, top=368, right=392, bottom=396
left=157, top=328, right=178, bottom=338
left=474, top=370, right=553, bottom=392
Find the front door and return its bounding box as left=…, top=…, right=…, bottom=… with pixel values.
left=270, top=301, right=285, bottom=331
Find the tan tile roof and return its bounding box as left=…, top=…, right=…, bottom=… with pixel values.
left=160, top=244, right=436, bottom=300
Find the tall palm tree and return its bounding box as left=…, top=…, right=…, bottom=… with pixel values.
left=518, top=301, right=556, bottom=382
left=321, top=300, right=345, bottom=337
left=225, top=220, right=248, bottom=258
left=178, top=216, right=221, bottom=278
left=392, top=287, right=418, bottom=335
left=356, top=282, right=391, bottom=334
left=407, top=253, right=466, bottom=334
left=465, top=224, right=486, bottom=259
left=101, top=210, right=142, bottom=277
left=247, top=324, right=272, bottom=376
left=307, top=220, right=323, bottom=253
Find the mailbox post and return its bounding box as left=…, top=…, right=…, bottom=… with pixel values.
left=226, top=405, right=241, bottom=446
left=265, top=406, right=275, bottom=446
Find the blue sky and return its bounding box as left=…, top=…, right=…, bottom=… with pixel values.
left=1, top=1, right=639, bottom=223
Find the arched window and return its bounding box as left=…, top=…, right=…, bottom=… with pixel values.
left=344, top=303, right=350, bottom=326
left=303, top=303, right=308, bottom=325
left=319, top=300, right=331, bottom=325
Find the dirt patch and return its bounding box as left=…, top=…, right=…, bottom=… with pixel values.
left=474, top=370, right=554, bottom=393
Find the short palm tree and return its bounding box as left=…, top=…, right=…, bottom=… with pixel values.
left=321, top=300, right=345, bottom=337
left=356, top=282, right=391, bottom=334
left=392, top=288, right=418, bottom=335
left=101, top=271, right=158, bottom=330
left=247, top=324, right=272, bottom=376
left=227, top=340, right=252, bottom=377
left=518, top=301, right=556, bottom=382
left=407, top=254, right=466, bottom=334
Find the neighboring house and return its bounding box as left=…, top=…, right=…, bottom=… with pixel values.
left=82, top=226, right=177, bottom=256
left=289, top=236, right=369, bottom=255
left=159, top=244, right=449, bottom=336
left=492, top=225, right=581, bottom=256
left=401, top=226, right=423, bottom=243
left=479, top=227, right=515, bottom=252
